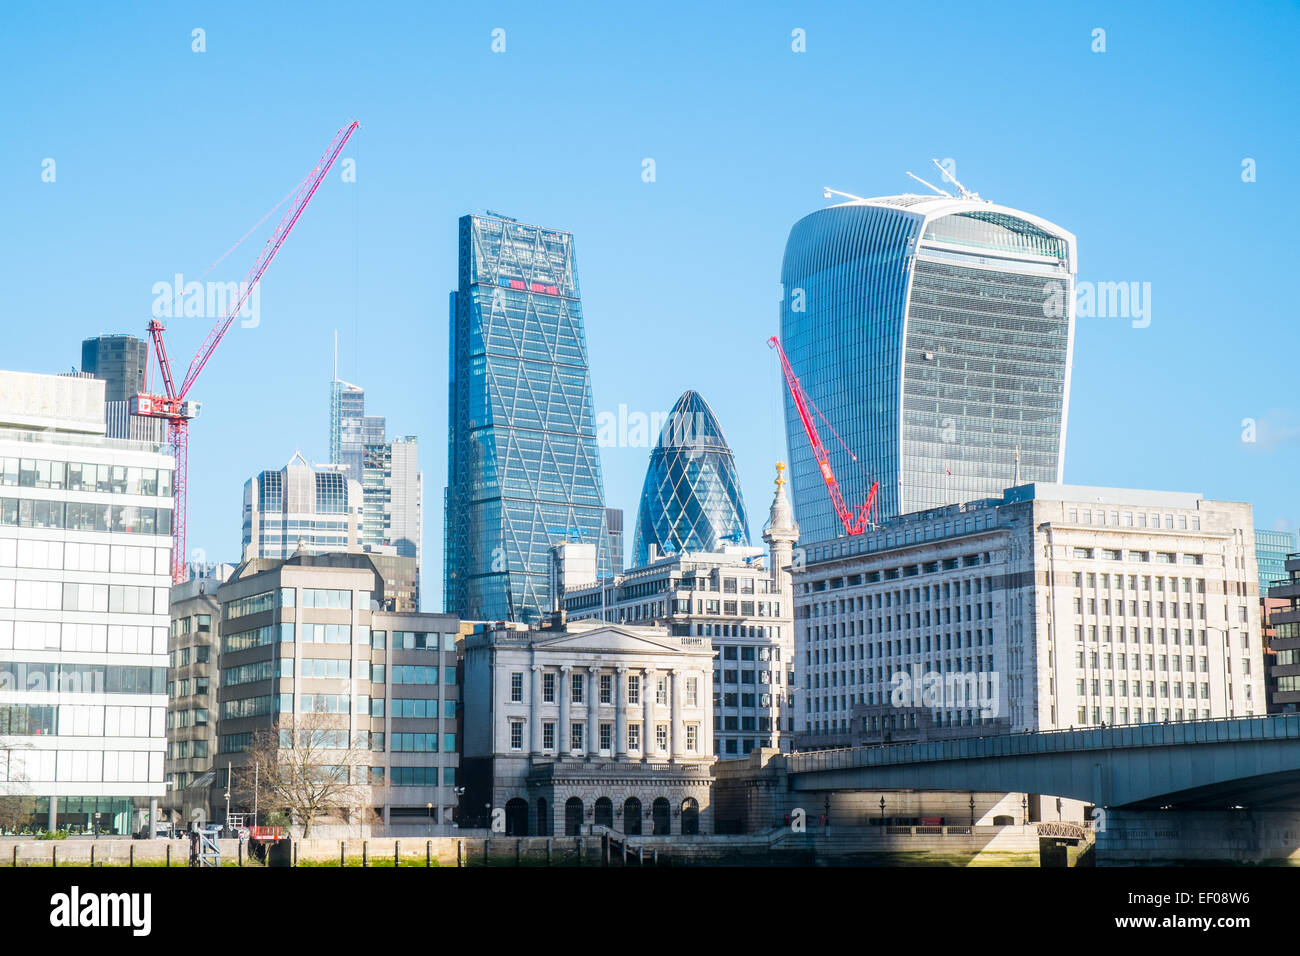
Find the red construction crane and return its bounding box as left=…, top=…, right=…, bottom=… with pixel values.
left=134, top=121, right=360, bottom=582
left=768, top=335, right=877, bottom=535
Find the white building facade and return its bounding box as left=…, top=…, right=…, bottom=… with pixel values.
left=460, top=619, right=716, bottom=836
left=0, top=370, right=173, bottom=834
left=795, top=483, right=1264, bottom=750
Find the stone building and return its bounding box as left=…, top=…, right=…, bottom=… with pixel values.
left=460, top=618, right=716, bottom=836
left=561, top=464, right=799, bottom=758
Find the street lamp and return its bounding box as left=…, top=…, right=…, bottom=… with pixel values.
left=1021, top=794, right=1028, bottom=826
left=426, top=802, right=433, bottom=837
left=969, top=794, right=976, bottom=827
left=93, top=812, right=101, bottom=840
left=879, top=795, right=886, bottom=824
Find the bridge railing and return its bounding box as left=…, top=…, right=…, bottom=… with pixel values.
left=787, top=713, right=1300, bottom=774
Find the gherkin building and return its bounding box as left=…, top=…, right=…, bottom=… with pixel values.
left=631, top=391, right=750, bottom=566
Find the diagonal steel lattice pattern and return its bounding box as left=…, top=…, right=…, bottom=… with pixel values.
left=445, top=214, right=610, bottom=623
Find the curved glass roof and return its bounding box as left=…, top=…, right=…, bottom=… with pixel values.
left=631, top=391, right=750, bottom=566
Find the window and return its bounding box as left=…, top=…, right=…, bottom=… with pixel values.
left=543, top=672, right=556, bottom=703
left=628, top=675, right=640, bottom=705
left=600, top=723, right=612, bottom=751
left=686, top=678, right=698, bottom=707
left=600, top=674, right=612, bottom=704
left=571, top=723, right=584, bottom=751
left=656, top=677, right=668, bottom=705
left=628, top=723, right=641, bottom=752
left=571, top=673, right=584, bottom=703
left=656, top=724, right=668, bottom=751
left=542, top=722, right=555, bottom=750
left=686, top=724, right=698, bottom=752
left=510, top=721, right=523, bottom=750
left=510, top=672, right=523, bottom=702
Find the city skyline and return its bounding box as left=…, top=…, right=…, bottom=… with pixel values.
left=3, top=2, right=1297, bottom=613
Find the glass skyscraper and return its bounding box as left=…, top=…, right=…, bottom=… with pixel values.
left=1256, top=528, right=1297, bottom=593
left=631, top=390, right=750, bottom=566
left=445, top=213, right=610, bottom=624
left=779, top=194, right=1077, bottom=542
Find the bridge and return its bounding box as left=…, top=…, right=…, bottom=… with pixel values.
left=786, top=714, right=1300, bottom=809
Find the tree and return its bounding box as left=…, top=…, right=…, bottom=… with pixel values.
left=0, top=737, right=36, bottom=834
left=235, top=711, right=374, bottom=839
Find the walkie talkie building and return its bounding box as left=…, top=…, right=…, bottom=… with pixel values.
left=445, top=214, right=610, bottom=624
left=779, top=194, right=1077, bottom=542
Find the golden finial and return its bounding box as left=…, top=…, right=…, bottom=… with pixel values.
left=775, top=462, right=786, bottom=488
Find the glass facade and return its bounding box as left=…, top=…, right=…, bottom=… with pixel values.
left=631, top=390, right=750, bottom=565
left=1256, top=529, right=1297, bottom=593
left=779, top=196, right=1076, bottom=542
left=445, top=214, right=609, bottom=624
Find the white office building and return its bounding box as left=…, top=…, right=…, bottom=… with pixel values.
left=795, top=483, right=1264, bottom=750
left=0, top=370, right=173, bottom=834
left=242, top=453, right=363, bottom=561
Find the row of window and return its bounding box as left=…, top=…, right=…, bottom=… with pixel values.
left=0, top=580, right=168, bottom=614
left=1067, top=508, right=1201, bottom=531
left=509, top=720, right=700, bottom=753
left=510, top=671, right=700, bottom=706
left=0, top=498, right=172, bottom=535
left=0, top=703, right=162, bottom=737
left=0, top=539, right=168, bottom=575
left=0, top=458, right=172, bottom=497
left=1, top=620, right=165, bottom=654
left=0, top=662, right=165, bottom=695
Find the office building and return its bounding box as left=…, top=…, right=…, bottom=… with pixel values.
left=779, top=194, right=1077, bottom=539
left=81, top=335, right=148, bottom=405
left=445, top=213, right=610, bottom=624
left=460, top=618, right=715, bottom=836
left=210, top=553, right=463, bottom=833
left=606, top=508, right=624, bottom=575
left=161, top=568, right=229, bottom=824
left=329, top=378, right=384, bottom=483
left=1256, top=529, right=1296, bottom=595
left=0, top=369, right=174, bottom=834
left=242, top=453, right=363, bottom=561
left=361, top=437, right=422, bottom=591
left=1268, top=554, right=1300, bottom=712
left=563, top=465, right=799, bottom=757
left=631, top=390, right=750, bottom=567
left=793, top=483, right=1264, bottom=750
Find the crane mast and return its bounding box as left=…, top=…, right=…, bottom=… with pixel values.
left=134, top=121, right=360, bottom=582
left=768, top=336, right=877, bottom=536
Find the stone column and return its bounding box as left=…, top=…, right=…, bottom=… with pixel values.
left=614, top=665, right=627, bottom=758
left=558, top=664, right=572, bottom=755
left=642, top=666, right=656, bottom=761
left=587, top=666, right=600, bottom=757
left=530, top=664, right=543, bottom=755
left=670, top=668, right=684, bottom=760
left=701, top=670, right=714, bottom=758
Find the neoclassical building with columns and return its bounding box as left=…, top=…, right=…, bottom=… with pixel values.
left=460, top=618, right=716, bottom=836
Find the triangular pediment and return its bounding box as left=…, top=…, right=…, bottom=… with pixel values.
left=531, top=622, right=691, bottom=656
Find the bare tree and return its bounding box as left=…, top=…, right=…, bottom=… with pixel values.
left=0, top=738, right=36, bottom=834
left=235, top=711, right=374, bottom=839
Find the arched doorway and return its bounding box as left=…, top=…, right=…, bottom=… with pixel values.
left=623, top=797, right=642, bottom=835
left=505, top=798, right=529, bottom=836
left=594, top=797, right=613, bottom=829
left=564, top=797, right=584, bottom=836
left=652, top=797, right=670, bottom=835
left=536, top=798, right=549, bottom=836
left=681, top=798, right=699, bottom=835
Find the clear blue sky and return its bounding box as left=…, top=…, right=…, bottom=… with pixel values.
left=3, top=1, right=1297, bottom=609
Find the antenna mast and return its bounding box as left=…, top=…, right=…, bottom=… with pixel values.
left=931, top=158, right=980, bottom=200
